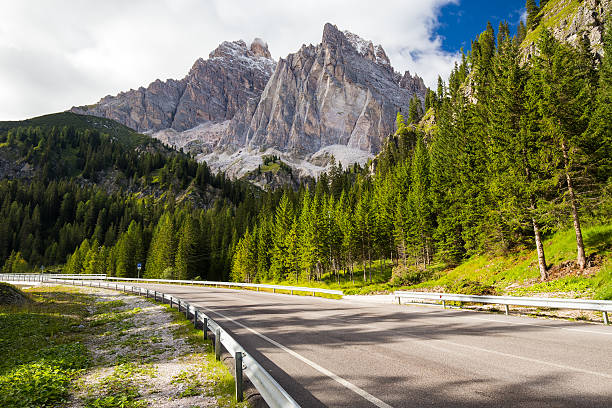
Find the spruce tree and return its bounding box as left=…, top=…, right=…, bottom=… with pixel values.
left=526, top=0, right=540, bottom=30
left=175, top=217, right=202, bottom=280
left=533, top=30, right=591, bottom=269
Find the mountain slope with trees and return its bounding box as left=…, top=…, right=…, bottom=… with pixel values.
left=230, top=13, right=612, bottom=298
left=0, top=112, right=260, bottom=280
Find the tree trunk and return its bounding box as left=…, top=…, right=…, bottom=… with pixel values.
left=524, top=160, right=548, bottom=281
left=530, top=197, right=548, bottom=281
left=362, top=260, right=366, bottom=282
left=368, top=250, right=372, bottom=283
left=561, top=139, right=586, bottom=269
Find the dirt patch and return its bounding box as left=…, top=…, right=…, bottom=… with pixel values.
left=545, top=254, right=602, bottom=281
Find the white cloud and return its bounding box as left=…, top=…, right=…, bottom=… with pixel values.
left=0, top=0, right=460, bottom=120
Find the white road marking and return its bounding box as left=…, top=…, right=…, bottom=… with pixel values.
left=400, top=332, right=612, bottom=379
left=461, top=315, right=612, bottom=336
left=199, top=305, right=395, bottom=408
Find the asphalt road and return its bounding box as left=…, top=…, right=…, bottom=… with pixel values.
left=61, top=282, right=612, bottom=407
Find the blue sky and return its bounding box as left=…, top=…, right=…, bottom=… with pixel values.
left=436, top=1, right=526, bottom=53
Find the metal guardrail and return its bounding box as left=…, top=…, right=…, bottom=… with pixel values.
left=0, top=274, right=343, bottom=296
left=394, top=291, right=612, bottom=325
left=0, top=273, right=107, bottom=281
left=103, top=277, right=344, bottom=297
left=33, top=276, right=301, bottom=408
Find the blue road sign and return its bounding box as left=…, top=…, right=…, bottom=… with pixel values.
left=137, top=263, right=142, bottom=269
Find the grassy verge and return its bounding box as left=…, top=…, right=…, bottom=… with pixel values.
left=249, top=223, right=612, bottom=299
left=0, top=284, right=247, bottom=407
left=0, top=285, right=93, bottom=408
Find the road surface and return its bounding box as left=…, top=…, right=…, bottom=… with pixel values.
left=113, top=283, right=612, bottom=408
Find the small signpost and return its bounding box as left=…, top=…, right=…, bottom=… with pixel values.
left=137, top=263, right=142, bottom=279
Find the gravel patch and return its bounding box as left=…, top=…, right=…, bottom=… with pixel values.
left=65, top=286, right=232, bottom=408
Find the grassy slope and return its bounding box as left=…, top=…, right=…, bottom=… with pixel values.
left=522, top=0, right=582, bottom=47
left=261, top=223, right=612, bottom=299
left=408, top=224, right=612, bottom=299
left=0, top=286, right=92, bottom=407
left=0, top=112, right=148, bottom=149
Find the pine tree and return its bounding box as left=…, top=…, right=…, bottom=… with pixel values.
left=526, top=0, right=540, bottom=30
left=175, top=217, right=202, bottom=280
left=586, top=17, right=612, bottom=188
left=270, top=193, right=293, bottom=280
left=533, top=30, right=592, bottom=269
left=517, top=21, right=527, bottom=44
left=145, top=214, right=176, bottom=278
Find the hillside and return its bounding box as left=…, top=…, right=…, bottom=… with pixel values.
left=0, top=112, right=260, bottom=281
left=521, top=0, right=610, bottom=58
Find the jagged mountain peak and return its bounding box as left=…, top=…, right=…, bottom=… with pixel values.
left=208, top=38, right=273, bottom=61
left=320, top=23, right=392, bottom=68
left=250, top=38, right=272, bottom=59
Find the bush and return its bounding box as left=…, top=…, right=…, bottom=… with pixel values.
left=446, top=279, right=498, bottom=295
left=161, top=267, right=176, bottom=280
left=390, top=265, right=431, bottom=286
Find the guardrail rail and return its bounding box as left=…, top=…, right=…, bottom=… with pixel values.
left=0, top=274, right=301, bottom=408
left=394, top=291, right=612, bottom=324
left=0, top=274, right=343, bottom=297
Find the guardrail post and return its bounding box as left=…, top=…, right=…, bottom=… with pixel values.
left=291, top=290, right=293, bottom=295
left=203, top=318, right=208, bottom=340
left=185, top=304, right=189, bottom=319
left=273, top=288, right=275, bottom=293
left=215, top=328, right=221, bottom=361
left=442, top=300, right=446, bottom=309
left=504, top=305, right=510, bottom=316
left=235, top=351, right=243, bottom=402
left=604, top=312, right=609, bottom=325
left=178, top=300, right=181, bottom=312
left=398, top=296, right=401, bottom=305
left=170, top=297, right=173, bottom=308
left=193, top=310, right=198, bottom=328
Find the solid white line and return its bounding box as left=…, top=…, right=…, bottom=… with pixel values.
left=199, top=305, right=395, bottom=408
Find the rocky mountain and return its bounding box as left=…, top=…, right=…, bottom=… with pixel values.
left=71, top=39, right=276, bottom=133
left=522, top=0, right=610, bottom=59
left=203, top=23, right=427, bottom=178
left=71, top=24, right=428, bottom=181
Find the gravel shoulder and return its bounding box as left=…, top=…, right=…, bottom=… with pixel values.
left=64, top=286, right=244, bottom=408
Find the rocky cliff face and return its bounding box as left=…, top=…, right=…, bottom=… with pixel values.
left=522, top=0, right=610, bottom=59
left=202, top=24, right=427, bottom=179
left=219, top=23, right=426, bottom=157
left=71, top=39, right=275, bottom=132
left=71, top=24, right=428, bottom=181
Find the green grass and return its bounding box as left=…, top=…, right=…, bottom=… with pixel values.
left=522, top=0, right=581, bottom=47
left=0, top=286, right=93, bottom=407
left=260, top=162, right=281, bottom=173
left=406, top=223, right=612, bottom=298
left=156, top=302, right=248, bottom=407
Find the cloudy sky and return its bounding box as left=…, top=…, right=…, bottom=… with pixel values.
left=0, top=0, right=525, bottom=121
